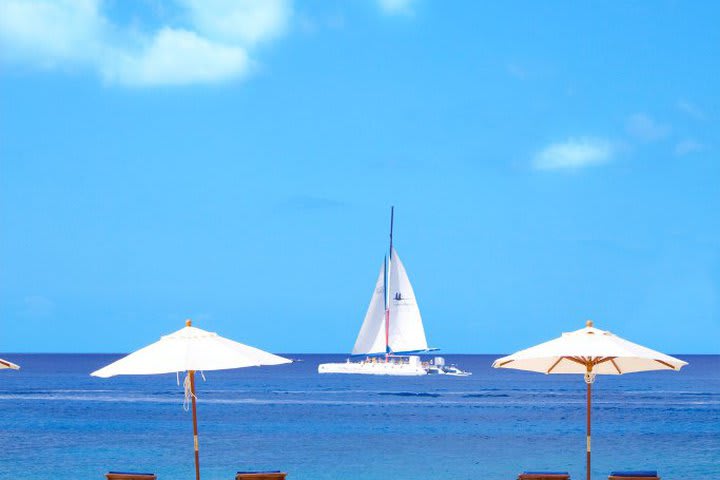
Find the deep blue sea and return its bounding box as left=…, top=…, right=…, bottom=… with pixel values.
left=0, top=354, right=717, bottom=480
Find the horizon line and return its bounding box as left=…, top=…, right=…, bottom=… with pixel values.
left=1, top=352, right=716, bottom=356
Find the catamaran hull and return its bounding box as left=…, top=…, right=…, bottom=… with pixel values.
left=318, top=361, right=427, bottom=376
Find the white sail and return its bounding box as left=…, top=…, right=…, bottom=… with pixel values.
left=387, top=250, right=429, bottom=353
left=351, top=263, right=387, bottom=355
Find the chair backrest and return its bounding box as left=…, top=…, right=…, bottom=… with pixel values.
left=105, top=473, right=157, bottom=480
left=519, top=473, right=570, bottom=480
left=236, top=472, right=287, bottom=480
left=609, top=472, right=659, bottom=480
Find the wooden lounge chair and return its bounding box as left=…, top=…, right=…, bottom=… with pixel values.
left=105, top=473, right=157, bottom=480
left=236, top=472, right=287, bottom=480
left=518, top=472, right=570, bottom=480
left=608, top=471, right=659, bottom=480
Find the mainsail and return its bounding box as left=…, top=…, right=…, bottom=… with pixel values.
left=387, top=250, right=428, bottom=353
left=352, top=249, right=429, bottom=355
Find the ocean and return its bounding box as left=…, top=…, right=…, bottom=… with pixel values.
left=0, top=354, right=717, bottom=480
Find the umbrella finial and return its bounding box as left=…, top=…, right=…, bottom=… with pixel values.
left=186, top=319, right=192, bottom=327
left=586, top=319, right=593, bottom=328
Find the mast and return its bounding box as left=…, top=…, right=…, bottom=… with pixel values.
left=385, top=206, right=394, bottom=359
left=389, top=206, right=394, bottom=258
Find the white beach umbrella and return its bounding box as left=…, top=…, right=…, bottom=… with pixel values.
left=0, top=357, right=20, bottom=370
left=493, top=320, right=687, bottom=480
left=91, top=319, right=292, bottom=480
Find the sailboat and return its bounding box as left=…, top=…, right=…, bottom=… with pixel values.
left=319, top=207, right=457, bottom=376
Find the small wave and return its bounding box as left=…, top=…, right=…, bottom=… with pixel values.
left=0, top=394, right=181, bottom=404
left=378, top=392, right=441, bottom=398
left=463, top=393, right=510, bottom=398
left=1, top=389, right=120, bottom=395
left=623, top=390, right=720, bottom=396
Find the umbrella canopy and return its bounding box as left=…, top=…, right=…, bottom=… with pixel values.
left=0, top=358, right=20, bottom=370
left=493, top=321, right=686, bottom=377
left=91, top=323, right=290, bottom=377
left=91, top=320, right=292, bottom=480
left=493, top=320, right=687, bottom=480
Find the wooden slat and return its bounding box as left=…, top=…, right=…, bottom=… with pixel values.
left=564, top=356, right=589, bottom=367
left=594, top=357, right=616, bottom=366
left=654, top=358, right=677, bottom=370
left=546, top=357, right=564, bottom=374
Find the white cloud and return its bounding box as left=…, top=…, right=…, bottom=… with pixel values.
left=533, top=138, right=614, bottom=171
left=102, top=28, right=250, bottom=86
left=377, top=0, right=415, bottom=15
left=0, top=0, right=106, bottom=67
left=0, top=0, right=291, bottom=87
left=625, top=113, right=670, bottom=142
left=181, top=0, right=291, bottom=46
left=674, top=139, right=705, bottom=156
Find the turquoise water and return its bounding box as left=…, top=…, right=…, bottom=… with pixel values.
left=0, top=354, right=717, bottom=480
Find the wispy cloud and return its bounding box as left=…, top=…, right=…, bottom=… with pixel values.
left=533, top=138, right=614, bottom=171
left=21, top=295, right=55, bottom=317
left=0, top=0, right=290, bottom=87
left=625, top=113, right=670, bottom=142
left=674, top=139, right=705, bottom=156
left=297, top=12, right=345, bottom=34
left=506, top=62, right=527, bottom=79
left=377, top=0, right=415, bottom=15
left=676, top=100, right=705, bottom=120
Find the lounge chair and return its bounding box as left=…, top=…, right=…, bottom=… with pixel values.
left=105, top=473, right=157, bottom=480
left=236, top=472, right=287, bottom=480
left=608, top=471, right=659, bottom=480
left=518, top=472, right=570, bottom=480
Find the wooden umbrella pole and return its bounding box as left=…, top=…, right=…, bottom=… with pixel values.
left=586, top=375, right=592, bottom=480
left=189, top=370, right=201, bottom=480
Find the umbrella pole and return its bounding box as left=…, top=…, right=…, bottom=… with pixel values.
left=586, top=374, right=592, bottom=480
left=189, top=370, right=201, bottom=480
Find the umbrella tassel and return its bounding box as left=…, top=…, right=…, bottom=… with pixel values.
left=183, top=373, right=197, bottom=412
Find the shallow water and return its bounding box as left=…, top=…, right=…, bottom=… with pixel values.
left=0, top=354, right=717, bottom=480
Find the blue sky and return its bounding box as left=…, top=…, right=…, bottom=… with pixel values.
left=1, top=0, right=718, bottom=354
